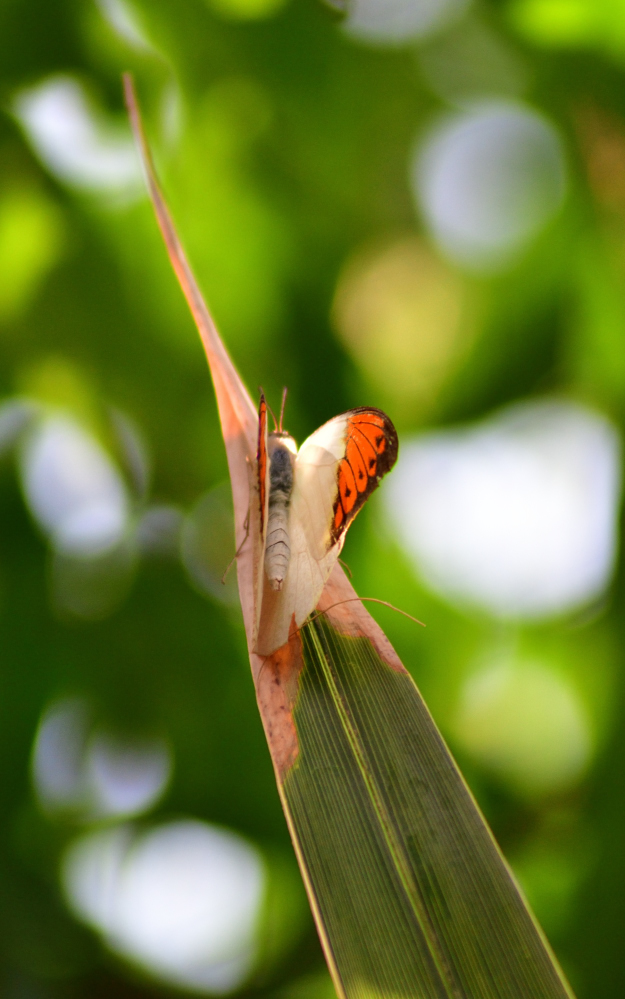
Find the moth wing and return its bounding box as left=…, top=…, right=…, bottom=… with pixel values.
left=254, top=408, right=398, bottom=656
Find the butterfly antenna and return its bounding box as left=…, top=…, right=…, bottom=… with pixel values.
left=279, top=386, right=288, bottom=433
left=259, top=386, right=278, bottom=432
left=308, top=597, right=425, bottom=628
left=256, top=599, right=423, bottom=680
left=221, top=509, right=250, bottom=584
left=338, top=557, right=353, bottom=579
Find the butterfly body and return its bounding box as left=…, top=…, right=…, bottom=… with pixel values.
left=265, top=434, right=297, bottom=590
left=254, top=398, right=398, bottom=656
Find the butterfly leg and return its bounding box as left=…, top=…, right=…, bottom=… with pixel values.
left=338, top=557, right=352, bottom=579
left=221, top=506, right=250, bottom=584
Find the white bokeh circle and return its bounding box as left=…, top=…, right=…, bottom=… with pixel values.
left=19, top=414, right=129, bottom=556
left=62, top=820, right=265, bottom=993
left=384, top=398, right=621, bottom=619
left=343, top=0, right=470, bottom=46
left=413, top=102, right=566, bottom=270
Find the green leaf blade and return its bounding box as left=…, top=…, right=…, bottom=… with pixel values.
left=282, top=617, right=574, bottom=999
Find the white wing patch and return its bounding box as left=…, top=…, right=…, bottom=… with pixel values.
left=254, top=415, right=349, bottom=656
left=252, top=407, right=398, bottom=657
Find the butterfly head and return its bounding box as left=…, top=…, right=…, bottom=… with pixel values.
left=262, top=386, right=297, bottom=454
left=268, top=430, right=297, bottom=456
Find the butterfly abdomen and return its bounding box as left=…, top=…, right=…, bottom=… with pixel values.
left=265, top=443, right=294, bottom=591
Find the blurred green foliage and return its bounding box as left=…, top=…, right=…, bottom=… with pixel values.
left=2, top=0, right=625, bottom=997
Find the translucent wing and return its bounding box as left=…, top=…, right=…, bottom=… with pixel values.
left=254, top=408, right=397, bottom=656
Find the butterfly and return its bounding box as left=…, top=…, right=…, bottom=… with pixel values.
left=253, top=393, right=398, bottom=656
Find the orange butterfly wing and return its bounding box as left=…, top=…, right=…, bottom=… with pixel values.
left=332, top=408, right=398, bottom=542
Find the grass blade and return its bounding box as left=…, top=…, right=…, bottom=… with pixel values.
left=286, top=607, right=573, bottom=997
left=124, top=75, right=576, bottom=999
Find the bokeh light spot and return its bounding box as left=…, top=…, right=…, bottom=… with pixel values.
left=0, top=189, right=65, bottom=322
left=454, top=657, right=591, bottom=796
left=13, top=76, right=141, bottom=196
left=206, top=0, right=290, bottom=21
left=418, top=18, right=529, bottom=104
left=20, top=413, right=129, bottom=556
left=332, top=236, right=476, bottom=418
left=343, top=0, right=471, bottom=46
left=181, top=483, right=239, bottom=606
left=62, top=820, right=265, bottom=993
left=86, top=733, right=172, bottom=818
left=0, top=398, right=38, bottom=459
left=413, top=101, right=566, bottom=270
left=32, top=698, right=172, bottom=818
left=136, top=504, right=183, bottom=556
left=510, top=0, right=598, bottom=48
left=32, top=698, right=89, bottom=812
left=384, top=398, right=621, bottom=619
left=95, top=0, right=153, bottom=50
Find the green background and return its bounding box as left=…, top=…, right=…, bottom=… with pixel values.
left=1, top=0, right=625, bottom=995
